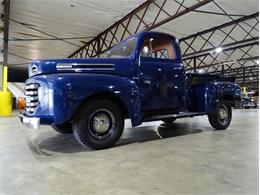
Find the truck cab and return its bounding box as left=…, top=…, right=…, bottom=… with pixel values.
left=20, top=31, right=241, bottom=149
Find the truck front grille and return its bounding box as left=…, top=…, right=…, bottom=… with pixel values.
left=25, top=83, right=39, bottom=114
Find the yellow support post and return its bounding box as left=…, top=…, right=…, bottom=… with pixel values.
left=0, top=65, right=12, bottom=116
left=242, top=86, right=247, bottom=95
left=3, top=65, right=8, bottom=91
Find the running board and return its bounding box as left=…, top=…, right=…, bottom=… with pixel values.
left=142, top=112, right=206, bottom=122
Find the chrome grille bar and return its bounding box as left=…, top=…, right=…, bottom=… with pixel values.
left=25, top=83, right=39, bottom=114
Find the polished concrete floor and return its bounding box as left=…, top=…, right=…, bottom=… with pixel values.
left=0, top=109, right=258, bottom=195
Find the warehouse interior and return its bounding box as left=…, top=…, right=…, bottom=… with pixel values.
left=0, top=0, right=259, bottom=194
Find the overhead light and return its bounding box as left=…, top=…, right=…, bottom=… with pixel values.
left=197, top=69, right=205, bottom=74
left=214, top=47, right=223, bottom=54
left=250, top=77, right=253, bottom=80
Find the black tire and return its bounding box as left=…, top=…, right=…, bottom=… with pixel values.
left=51, top=123, right=73, bottom=134
left=162, top=118, right=176, bottom=124
left=208, top=100, right=232, bottom=130
left=72, top=100, right=124, bottom=149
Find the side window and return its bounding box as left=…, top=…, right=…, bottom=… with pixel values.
left=141, top=37, right=176, bottom=60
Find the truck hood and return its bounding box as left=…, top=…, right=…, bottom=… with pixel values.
left=28, top=58, right=135, bottom=77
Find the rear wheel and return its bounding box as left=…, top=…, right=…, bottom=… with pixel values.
left=162, top=118, right=176, bottom=124
left=72, top=100, right=124, bottom=149
left=51, top=123, right=73, bottom=134
left=208, top=100, right=232, bottom=130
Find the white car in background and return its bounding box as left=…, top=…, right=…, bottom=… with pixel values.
left=242, top=91, right=257, bottom=109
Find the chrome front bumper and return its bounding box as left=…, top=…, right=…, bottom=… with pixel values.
left=19, top=114, right=40, bottom=129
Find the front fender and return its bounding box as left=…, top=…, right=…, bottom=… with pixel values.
left=28, top=73, right=141, bottom=127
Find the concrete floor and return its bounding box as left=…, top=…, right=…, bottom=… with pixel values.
left=0, top=109, right=258, bottom=195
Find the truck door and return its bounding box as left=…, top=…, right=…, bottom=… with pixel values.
left=139, top=36, right=186, bottom=111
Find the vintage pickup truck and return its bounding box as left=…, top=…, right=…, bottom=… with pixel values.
left=20, top=31, right=241, bottom=149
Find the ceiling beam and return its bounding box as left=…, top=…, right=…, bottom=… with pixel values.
left=144, top=0, right=212, bottom=31
left=237, top=80, right=259, bottom=83
left=68, top=0, right=213, bottom=58
left=183, top=37, right=258, bottom=59
left=185, top=56, right=259, bottom=71
left=184, top=41, right=258, bottom=71
left=9, top=18, right=81, bottom=47
left=236, top=80, right=259, bottom=87
left=180, top=12, right=259, bottom=58
left=217, top=65, right=259, bottom=74
left=180, top=12, right=258, bottom=41
left=7, top=36, right=94, bottom=41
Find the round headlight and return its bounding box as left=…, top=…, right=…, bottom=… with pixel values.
left=31, top=64, right=38, bottom=74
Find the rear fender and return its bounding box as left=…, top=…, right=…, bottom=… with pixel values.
left=205, top=82, right=241, bottom=113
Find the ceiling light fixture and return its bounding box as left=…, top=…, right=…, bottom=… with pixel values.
left=197, top=69, right=205, bottom=74
left=214, top=47, right=223, bottom=54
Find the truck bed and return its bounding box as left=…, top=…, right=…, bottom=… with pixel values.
left=186, top=73, right=237, bottom=113
left=186, top=73, right=236, bottom=86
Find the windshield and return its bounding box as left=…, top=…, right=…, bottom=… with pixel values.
left=106, top=38, right=136, bottom=58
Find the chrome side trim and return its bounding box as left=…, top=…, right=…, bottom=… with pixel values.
left=57, top=68, right=115, bottom=71
left=56, top=63, right=115, bottom=71
left=56, top=64, right=73, bottom=69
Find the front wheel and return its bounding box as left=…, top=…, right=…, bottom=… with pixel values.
left=72, top=100, right=124, bottom=149
left=208, top=100, right=232, bottom=130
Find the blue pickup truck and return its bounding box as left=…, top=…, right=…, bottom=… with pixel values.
left=20, top=31, right=241, bottom=149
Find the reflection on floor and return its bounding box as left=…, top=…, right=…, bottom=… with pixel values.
left=0, top=109, right=258, bottom=195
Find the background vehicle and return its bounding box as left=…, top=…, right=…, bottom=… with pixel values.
left=20, top=32, right=242, bottom=149
left=242, top=91, right=258, bottom=108
left=253, top=89, right=259, bottom=108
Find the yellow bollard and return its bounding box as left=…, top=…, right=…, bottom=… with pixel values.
left=0, top=66, right=12, bottom=116
left=0, top=91, right=12, bottom=116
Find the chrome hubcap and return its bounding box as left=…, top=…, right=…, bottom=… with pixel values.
left=93, top=113, right=110, bottom=133
left=218, top=105, right=228, bottom=120
left=89, top=109, right=115, bottom=139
